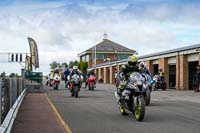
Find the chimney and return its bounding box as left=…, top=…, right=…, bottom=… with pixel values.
left=103, top=32, right=108, bottom=40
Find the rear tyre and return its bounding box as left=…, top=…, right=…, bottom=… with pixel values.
left=74, top=86, right=79, bottom=98
left=152, top=83, right=155, bottom=91
left=88, top=86, right=91, bottom=91
left=75, top=92, right=78, bottom=98
left=55, top=84, right=58, bottom=90
left=71, top=89, right=74, bottom=96
left=91, top=83, right=94, bottom=91
left=162, top=82, right=167, bottom=90
left=145, top=89, right=151, bottom=106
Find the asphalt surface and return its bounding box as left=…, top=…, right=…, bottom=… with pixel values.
left=47, top=82, right=200, bottom=133
left=12, top=93, right=66, bottom=133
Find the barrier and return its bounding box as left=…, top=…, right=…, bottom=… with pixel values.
left=0, top=88, right=26, bottom=133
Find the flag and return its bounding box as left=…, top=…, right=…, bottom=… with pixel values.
left=26, top=55, right=32, bottom=71
left=28, top=37, right=39, bottom=68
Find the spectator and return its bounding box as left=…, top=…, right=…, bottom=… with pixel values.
left=99, top=75, right=104, bottom=83
left=64, top=68, right=70, bottom=88
left=114, top=68, right=118, bottom=83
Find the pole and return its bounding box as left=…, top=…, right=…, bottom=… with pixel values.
left=177, top=52, right=180, bottom=90
left=95, top=44, right=96, bottom=67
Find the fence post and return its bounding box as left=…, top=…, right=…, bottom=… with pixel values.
left=22, top=78, right=26, bottom=91
left=17, top=78, right=22, bottom=97
left=2, top=78, right=9, bottom=124
left=9, top=78, right=18, bottom=108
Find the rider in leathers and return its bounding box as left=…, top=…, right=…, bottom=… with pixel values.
left=117, top=55, right=140, bottom=94
left=116, top=55, right=139, bottom=113
left=85, top=69, right=96, bottom=88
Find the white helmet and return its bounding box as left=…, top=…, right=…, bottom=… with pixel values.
left=139, top=62, right=146, bottom=69
left=73, top=65, right=78, bottom=70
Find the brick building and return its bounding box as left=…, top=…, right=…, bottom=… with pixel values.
left=93, top=44, right=200, bottom=91
left=78, top=35, right=135, bottom=68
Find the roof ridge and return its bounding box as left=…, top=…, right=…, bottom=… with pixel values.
left=104, top=39, right=134, bottom=51
left=90, top=39, right=134, bottom=51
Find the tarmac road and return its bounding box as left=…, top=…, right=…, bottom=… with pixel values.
left=47, top=83, right=200, bottom=133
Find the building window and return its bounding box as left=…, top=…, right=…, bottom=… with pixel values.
left=81, top=55, right=89, bottom=62
left=117, top=54, right=129, bottom=60
left=85, top=55, right=89, bottom=61
left=96, top=53, right=105, bottom=60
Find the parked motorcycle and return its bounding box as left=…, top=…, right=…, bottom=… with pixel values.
left=69, top=74, right=81, bottom=98
left=88, top=75, right=96, bottom=91
left=153, top=75, right=167, bottom=90
left=52, top=75, right=61, bottom=90
left=115, top=72, right=146, bottom=121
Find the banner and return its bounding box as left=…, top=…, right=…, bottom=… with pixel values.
left=28, top=37, right=39, bottom=68
left=26, top=55, right=32, bottom=71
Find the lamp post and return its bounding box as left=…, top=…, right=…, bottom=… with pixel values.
left=95, top=44, right=96, bottom=66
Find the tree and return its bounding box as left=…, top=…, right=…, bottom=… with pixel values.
left=0, top=72, right=6, bottom=77
left=69, top=60, right=79, bottom=68
left=9, top=73, right=16, bottom=77
left=61, top=62, right=68, bottom=69
left=50, top=61, right=60, bottom=69
left=78, top=61, right=88, bottom=74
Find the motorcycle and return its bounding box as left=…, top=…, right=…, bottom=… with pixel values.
left=88, top=75, right=96, bottom=91
left=69, top=74, right=81, bottom=98
left=153, top=75, right=167, bottom=91
left=52, top=75, right=61, bottom=90
left=115, top=72, right=146, bottom=121
left=141, top=73, right=152, bottom=106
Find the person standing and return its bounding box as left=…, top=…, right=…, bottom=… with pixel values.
left=64, top=67, right=70, bottom=88
left=114, top=68, right=118, bottom=84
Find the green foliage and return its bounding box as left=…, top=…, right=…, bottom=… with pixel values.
left=69, top=60, right=79, bottom=68
left=9, top=73, right=16, bottom=77
left=49, top=60, right=88, bottom=75
left=0, top=72, right=6, bottom=77
left=62, top=63, right=68, bottom=68
left=50, top=61, right=69, bottom=70
left=50, top=61, right=60, bottom=69
left=78, top=61, right=88, bottom=73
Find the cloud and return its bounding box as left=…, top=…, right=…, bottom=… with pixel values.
left=1, top=0, right=200, bottom=74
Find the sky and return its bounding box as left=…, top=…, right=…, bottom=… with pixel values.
left=0, top=0, right=200, bottom=75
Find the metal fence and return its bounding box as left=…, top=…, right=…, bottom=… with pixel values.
left=0, top=77, right=25, bottom=124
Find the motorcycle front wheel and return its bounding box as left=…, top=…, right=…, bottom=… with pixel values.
left=134, top=96, right=145, bottom=121
left=119, top=106, right=126, bottom=115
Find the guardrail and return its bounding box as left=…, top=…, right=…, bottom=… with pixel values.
left=0, top=78, right=26, bottom=130
left=0, top=88, right=26, bottom=133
